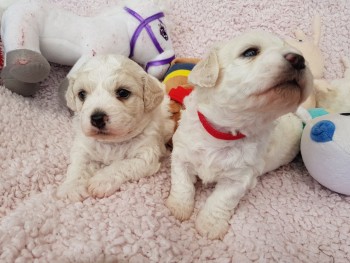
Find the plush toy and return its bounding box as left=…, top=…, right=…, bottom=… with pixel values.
left=301, top=112, right=350, bottom=195
left=315, top=57, right=350, bottom=113
left=285, top=15, right=323, bottom=109
left=286, top=15, right=350, bottom=114
left=0, top=0, right=175, bottom=97
left=163, top=57, right=199, bottom=127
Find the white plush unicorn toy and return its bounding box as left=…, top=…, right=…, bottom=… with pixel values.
left=0, top=0, right=175, bottom=98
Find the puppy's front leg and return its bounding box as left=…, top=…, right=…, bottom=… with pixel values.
left=166, top=151, right=196, bottom=221
left=57, top=150, right=91, bottom=202
left=87, top=147, right=161, bottom=198
left=196, top=173, right=256, bottom=239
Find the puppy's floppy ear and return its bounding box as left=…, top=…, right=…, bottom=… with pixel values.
left=143, top=74, right=164, bottom=113
left=64, top=76, right=77, bottom=112
left=188, top=49, right=220, bottom=88
left=63, top=55, right=91, bottom=112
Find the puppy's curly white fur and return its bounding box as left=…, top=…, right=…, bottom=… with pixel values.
left=166, top=31, right=313, bottom=239
left=57, top=55, right=174, bottom=202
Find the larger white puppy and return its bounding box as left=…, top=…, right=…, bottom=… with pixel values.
left=57, top=55, right=174, bottom=202
left=166, top=31, right=313, bottom=239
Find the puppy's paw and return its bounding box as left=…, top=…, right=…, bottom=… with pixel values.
left=195, top=209, right=230, bottom=240
left=88, top=175, right=122, bottom=198
left=166, top=194, right=194, bottom=221
left=57, top=180, right=89, bottom=202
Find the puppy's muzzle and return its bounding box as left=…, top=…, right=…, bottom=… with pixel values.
left=284, top=53, right=305, bottom=70
left=90, top=111, right=108, bottom=129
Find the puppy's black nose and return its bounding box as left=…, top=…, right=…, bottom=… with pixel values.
left=90, top=111, right=108, bottom=129
left=284, top=53, right=305, bottom=70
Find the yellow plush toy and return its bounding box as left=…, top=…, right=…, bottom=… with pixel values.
left=286, top=15, right=350, bottom=113
left=315, top=57, right=350, bottom=113
left=286, top=15, right=323, bottom=109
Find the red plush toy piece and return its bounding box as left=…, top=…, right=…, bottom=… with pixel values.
left=168, top=86, right=193, bottom=105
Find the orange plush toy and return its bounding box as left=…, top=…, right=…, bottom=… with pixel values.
left=163, top=57, right=200, bottom=128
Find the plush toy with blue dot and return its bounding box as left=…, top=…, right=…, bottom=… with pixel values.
left=301, top=112, right=350, bottom=195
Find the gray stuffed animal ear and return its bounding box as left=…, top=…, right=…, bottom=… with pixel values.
left=142, top=74, right=164, bottom=113
left=188, top=49, right=220, bottom=88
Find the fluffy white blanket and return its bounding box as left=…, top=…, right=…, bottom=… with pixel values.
left=1, top=0, right=350, bottom=262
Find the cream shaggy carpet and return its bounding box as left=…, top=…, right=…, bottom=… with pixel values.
left=1, top=0, right=350, bottom=262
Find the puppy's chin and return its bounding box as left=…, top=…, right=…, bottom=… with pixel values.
left=83, top=127, right=130, bottom=143
left=250, top=80, right=302, bottom=114
left=247, top=61, right=312, bottom=111
left=271, top=80, right=302, bottom=100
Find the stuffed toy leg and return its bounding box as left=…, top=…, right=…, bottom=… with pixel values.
left=1, top=0, right=175, bottom=97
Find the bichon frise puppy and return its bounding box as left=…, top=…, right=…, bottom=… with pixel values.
left=166, top=31, right=313, bottom=239
left=57, top=54, right=174, bottom=202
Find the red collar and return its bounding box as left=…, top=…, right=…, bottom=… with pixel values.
left=197, top=111, right=246, bottom=140
left=167, top=86, right=246, bottom=140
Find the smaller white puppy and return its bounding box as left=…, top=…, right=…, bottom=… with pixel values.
left=57, top=55, right=174, bottom=202
left=166, top=31, right=313, bottom=239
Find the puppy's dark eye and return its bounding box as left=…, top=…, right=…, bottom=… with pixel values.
left=78, top=90, right=87, bottom=102
left=116, top=88, right=131, bottom=99
left=242, top=48, right=259, bottom=58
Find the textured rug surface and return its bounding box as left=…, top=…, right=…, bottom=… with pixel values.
left=1, top=0, right=350, bottom=262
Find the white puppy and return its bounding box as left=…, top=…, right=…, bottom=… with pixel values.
left=57, top=55, right=174, bottom=202
left=166, top=31, right=313, bottom=239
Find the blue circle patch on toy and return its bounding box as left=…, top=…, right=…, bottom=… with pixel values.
left=301, top=113, right=350, bottom=195
left=310, top=120, right=335, bottom=142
